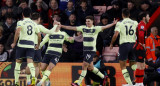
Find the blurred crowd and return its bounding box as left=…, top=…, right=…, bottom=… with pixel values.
left=0, top=0, right=160, bottom=62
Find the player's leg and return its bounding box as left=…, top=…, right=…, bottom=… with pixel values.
left=33, top=49, right=42, bottom=83
left=75, top=61, right=89, bottom=85
left=26, top=48, right=36, bottom=85
left=34, top=62, right=40, bottom=83
left=14, top=47, right=24, bottom=86
left=119, top=43, right=133, bottom=85
left=72, top=51, right=93, bottom=86
left=134, top=50, right=145, bottom=86
left=14, top=59, right=22, bottom=86
left=37, top=55, right=58, bottom=86
left=88, top=62, right=107, bottom=86
left=25, top=66, right=31, bottom=85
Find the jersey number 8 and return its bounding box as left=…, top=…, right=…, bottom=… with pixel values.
left=125, top=25, right=134, bottom=35
left=27, top=25, right=33, bottom=35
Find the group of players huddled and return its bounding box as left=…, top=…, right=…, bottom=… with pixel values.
left=12, top=7, right=159, bottom=86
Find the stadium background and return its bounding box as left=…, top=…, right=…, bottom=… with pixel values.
left=0, top=0, right=160, bottom=86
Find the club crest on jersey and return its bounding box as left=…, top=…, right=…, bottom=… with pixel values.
left=141, top=26, right=144, bottom=30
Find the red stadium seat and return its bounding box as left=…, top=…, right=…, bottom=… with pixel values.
left=102, top=47, right=119, bottom=62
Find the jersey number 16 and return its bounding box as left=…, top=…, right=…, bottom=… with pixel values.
left=125, top=25, right=134, bottom=35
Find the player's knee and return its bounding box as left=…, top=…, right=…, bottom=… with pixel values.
left=88, top=67, right=93, bottom=71
left=27, top=58, right=33, bottom=63
left=34, top=63, right=39, bottom=67
left=16, top=59, right=22, bottom=63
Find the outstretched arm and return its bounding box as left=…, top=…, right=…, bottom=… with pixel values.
left=101, top=18, right=118, bottom=31
left=61, top=25, right=77, bottom=31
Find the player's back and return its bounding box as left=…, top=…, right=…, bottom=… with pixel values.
left=116, top=18, right=138, bottom=45
left=17, top=18, right=39, bottom=48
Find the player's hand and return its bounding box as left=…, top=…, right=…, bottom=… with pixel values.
left=11, top=43, right=16, bottom=49
left=35, top=45, right=39, bottom=50
left=142, top=44, right=146, bottom=49
left=68, top=37, right=74, bottom=41
left=109, top=44, right=113, bottom=49
left=113, top=18, right=118, bottom=25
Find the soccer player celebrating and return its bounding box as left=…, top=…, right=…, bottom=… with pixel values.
left=36, top=23, right=74, bottom=86
left=61, top=16, right=117, bottom=86
left=134, top=12, right=150, bottom=86
left=11, top=8, right=41, bottom=86
left=25, top=13, right=58, bottom=86
left=110, top=8, right=138, bottom=86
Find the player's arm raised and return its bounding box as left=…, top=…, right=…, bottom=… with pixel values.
left=11, top=27, right=21, bottom=48
left=40, top=24, right=58, bottom=34
left=61, top=25, right=77, bottom=31
left=101, top=18, right=118, bottom=31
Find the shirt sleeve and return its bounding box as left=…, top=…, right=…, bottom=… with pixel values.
left=39, top=34, right=49, bottom=49
left=35, top=24, right=40, bottom=34
left=114, top=22, right=120, bottom=32
left=39, top=25, right=57, bottom=34
left=64, top=32, right=74, bottom=43
left=16, top=21, right=22, bottom=29
left=96, top=26, right=102, bottom=33
left=76, top=26, right=83, bottom=32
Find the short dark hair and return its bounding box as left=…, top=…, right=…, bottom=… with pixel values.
left=86, top=16, right=94, bottom=21
left=21, top=0, right=27, bottom=4
left=80, top=0, right=87, bottom=4
left=31, top=12, right=40, bottom=20
left=5, top=13, right=13, bottom=19
left=68, top=0, right=73, bottom=3
left=128, top=0, right=134, bottom=4
left=122, top=8, right=130, bottom=17
left=138, top=12, right=149, bottom=21
left=22, top=8, right=32, bottom=17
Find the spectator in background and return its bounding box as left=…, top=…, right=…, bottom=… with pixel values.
left=0, top=26, right=5, bottom=43
left=0, top=43, right=9, bottom=62
left=30, top=0, right=48, bottom=23
left=2, top=13, right=16, bottom=45
left=69, top=31, right=83, bottom=62
left=76, top=0, right=99, bottom=25
left=48, top=0, right=67, bottom=24
left=64, top=0, right=75, bottom=17
left=139, top=0, right=158, bottom=16
left=105, top=0, right=122, bottom=21
left=96, top=14, right=114, bottom=55
left=0, top=0, right=18, bottom=22
left=48, top=0, right=61, bottom=23
left=48, top=13, right=61, bottom=29
left=59, top=0, right=75, bottom=11
left=17, top=0, right=28, bottom=20
left=62, top=13, right=80, bottom=36
left=127, top=0, right=140, bottom=20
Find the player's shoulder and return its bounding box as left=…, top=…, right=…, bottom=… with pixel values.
left=17, top=19, right=23, bottom=23
left=117, top=20, right=123, bottom=25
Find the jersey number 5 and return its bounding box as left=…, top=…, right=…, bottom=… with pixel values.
left=125, top=25, right=134, bottom=35
left=27, top=25, right=33, bottom=35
